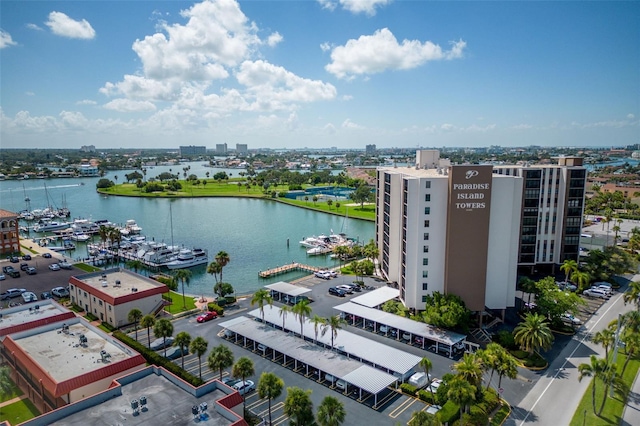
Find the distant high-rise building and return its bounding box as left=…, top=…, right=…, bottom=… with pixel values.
left=366, top=144, right=376, bottom=155
left=80, top=145, right=96, bottom=153
left=179, top=145, right=206, bottom=156
left=215, top=143, right=227, bottom=155
left=236, top=144, right=248, bottom=155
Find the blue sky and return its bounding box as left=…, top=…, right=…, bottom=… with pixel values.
left=1, top=0, right=638, bottom=150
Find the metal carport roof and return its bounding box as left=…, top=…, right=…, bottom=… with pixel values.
left=264, top=281, right=311, bottom=297
left=218, top=316, right=396, bottom=395
left=351, top=286, right=400, bottom=308
left=334, top=301, right=466, bottom=346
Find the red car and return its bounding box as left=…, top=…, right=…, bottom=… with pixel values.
left=197, top=311, right=218, bottom=323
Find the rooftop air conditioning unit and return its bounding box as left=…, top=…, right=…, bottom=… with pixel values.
left=115, top=280, right=121, bottom=287
left=131, top=288, right=138, bottom=292
left=101, top=280, right=108, bottom=287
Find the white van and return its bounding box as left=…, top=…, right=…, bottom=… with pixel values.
left=325, top=374, right=346, bottom=390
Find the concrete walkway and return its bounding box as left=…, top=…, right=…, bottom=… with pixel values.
left=622, top=342, right=640, bottom=425
left=0, top=395, right=27, bottom=408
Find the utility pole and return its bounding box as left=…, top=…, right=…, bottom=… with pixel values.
left=610, top=313, right=622, bottom=397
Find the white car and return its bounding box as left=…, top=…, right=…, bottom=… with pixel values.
left=561, top=313, right=582, bottom=325
left=583, top=288, right=609, bottom=299
left=48, top=264, right=61, bottom=271
left=21, top=291, right=37, bottom=303
left=232, top=380, right=255, bottom=395
left=336, top=285, right=353, bottom=294
left=427, top=378, right=443, bottom=394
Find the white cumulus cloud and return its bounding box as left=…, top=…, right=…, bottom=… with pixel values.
left=342, top=118, right=363, bottom=129
left=266, top=32, right=283, bottom=47
left=103, top=99, right=157, bottom=112
left=317, top=0, right=391, bottom=16
left=320, top=42, right=331, bottom=52
left=326, top=28, right=466, bottom=79
left=0, top=29, right=17, bottom=49
left=26, top=23, right=43, bottom=31
left=45, top=11, right=96, bottom=39
left=76, top=99, right=97, bottom=105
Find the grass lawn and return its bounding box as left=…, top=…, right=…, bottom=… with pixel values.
left=0, top=380, right=23, bottom=403
left=569, top=352, right=640, bottom=425
left=99, top=181, right=375, bottom=222
left=164, top=291, right=197, bottom=314
left=0, top=398, right=40, bottom=424
left=74, top=263, right=103, bottom=273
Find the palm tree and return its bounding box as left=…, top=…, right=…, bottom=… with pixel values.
left=419, top=357, right=435, bottom=399
left=291, top=299, right=312, bottom=339
left=592, top=328, right=615, bottom=359
left=127, top=308, right=142, bottom=341
left=513, top=312, right=554, bottom=356
left=311, top=315, right=327, bottom=342
left=173, top=269, right=192, bottom=309
left=153, top=318, right=174, bottom=357
left=215, top=251, right=230, bottom=282
left=560, top=259, right=579, bottom=284
left=125, top=259, right=144, bottom=274
left=621, top=332, right=640, bottom=374
left=207, top=261, right=222, bottom=284
left=251, top=289, right=273, bottom=322
left=578, top=355, right=609, bottom=414
left=572, top=270, right=591, bottom=291
left=284, top=386, right=315, bottom=426
left=257, top=372, right=284, bottom=426
left=519, top=277, right=537, bottom=307
left=452, top=352, right=484, bottom=390
left=232, top=357, right=255, bottom=413
left=447, top=376, right=476, bottom=419
left=321, top=315, right=347, bottom=349
left=208, top=344, right=234, bottom=381
left=279, top=305, right=291, bottom=330
left=624, top=281, right=640, bottom=311
left=190, top=337, right=208, bottom=379
left=496, top=351, right=519, bottom=390
left=316, top=395, right=346, bottom=426
left=174, top=331, right=191, bottom=369
left=0, top=366, right=13, bottom=400
left=140, top=314, right=156, bottom=348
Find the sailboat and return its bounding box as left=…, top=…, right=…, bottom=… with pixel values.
left=163, top=203, right=210, bottom=269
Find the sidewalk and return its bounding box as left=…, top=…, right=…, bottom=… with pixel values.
left=622, top=373, right=640, bottom=426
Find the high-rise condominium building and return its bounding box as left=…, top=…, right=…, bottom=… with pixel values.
left=376, top=150, right=586, bottom=314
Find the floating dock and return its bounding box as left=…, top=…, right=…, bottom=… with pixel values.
left=258, top=262, right=322, bottom=278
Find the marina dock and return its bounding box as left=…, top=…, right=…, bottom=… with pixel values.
left=259, top=262, right=322, bottom=278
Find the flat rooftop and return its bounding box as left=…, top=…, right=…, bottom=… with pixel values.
left=16, top=321, right=136, bottom=383
left=76, top=269, right=161, bottom=298
left=0, top=301, right=73, bottom=337
left=378, top=165, right=447, bottom=178
left=48, top=371, right=233, bottom=426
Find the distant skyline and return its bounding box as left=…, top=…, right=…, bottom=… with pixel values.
left=1, top=0, right=638, bottom=150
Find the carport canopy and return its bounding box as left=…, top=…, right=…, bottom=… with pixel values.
left=334, top=301, right=467, bottom=346
left=264, top=281, right=311, bottom=297
left=351, top=286, right=399, bottom=308
left=218, top=316, right=396, bottom=395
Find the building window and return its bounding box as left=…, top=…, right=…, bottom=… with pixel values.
left=423, top=245, right=429, bottom=253
left=108, top=305, right=112, bottom=311
left=423, top=258, right=429, bottom=265
left=425, top=181, right=431, bottom=189
left=84, top=291, right=87, bottom=297
left=93, top=297, right=96, bottom=302
left=424, top=233, right=429, bottom=240
left=422, top=295, right=428, bottom=303
left=69, top=285, right=74, bottom=290
left=424, top=207, right=430, bottom=215
left=422, top=271, right=428, bottom=278
left=99, top=300, right=103, bottom=306
left=422, top=283, right=428, bottom=290
left=425, top=194, right=431, bottom=202
left=424, top=220, right=430, bottom=227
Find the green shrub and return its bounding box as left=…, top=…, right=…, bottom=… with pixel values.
left=85, top=312, right=98, bottom=321
left=100, top=322, right=116, bottom=332
left=208, top=303, right=224, bottom=315
left=215, top=298, right=227, bottom=307
left=437, top=400, right=460, bottom=424
left=495, top=330, right=517, bottom=349
left=417, top=389, right=435, bottom=404
left=225, top=296, right=237, bottom=304
left=400, top=383, right=417, bottom=396
left=510, top=349, right=528, bottom=359
left=482, top=388, right=500, bottom=410
left=468, top=406, right=489, bottom=425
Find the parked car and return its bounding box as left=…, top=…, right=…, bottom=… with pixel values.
left=1, top=288, right=26, bottom=300
left=150, top=337, right=175, bottom=351
left=314, top=271, right=331, bottom=280
left=232, top=380, right=255, bottom=395
left=20, top=263, right=30, bottom=271
left=336, top=285, right=353, bottom=294
left=222, top=377, right=240, bottom=387
left=0, top=273, right=5, bottom=281
left=402, top=332, right=412, bottom=341
left=561, top=313, right=582, bottom=325
left=426, top=405, right=442, bottom=415
left=9, top=256, right=19, bottom=263
left=42, top=253, right=52, bottom=259
left=51, top=286, right=70, bottom=298
left=583, top=288, right=609, bottom=299
left=428, top=344, right=452, bottom=356
left=8, top=271, right=20, bottom=278
left=2, top=266, right=15, bottom=274
left=427, top=378, right=443, bottom=394
left=40, top=291, right=52, bottom=300
left=21, top=292, right=37, bottom=303
left=22, top=254, right=32, bottom=261
left=164, top=346, right=188, bottom=360
left=328, top=287, right=346, bottom=297
left=26, top=267, right=37, bottom=275
left=58, top=261, right=73, bottom=270
left=591, top=284, right=612, bottom=295
left=196, top=311, right=218, bottom=323
left=48, top=264, right=61, bottom=271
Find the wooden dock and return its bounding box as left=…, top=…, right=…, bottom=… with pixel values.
left=259, top=262, right=322, bottom=278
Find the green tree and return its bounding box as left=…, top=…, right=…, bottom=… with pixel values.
left=284, top=387, right=315, bottom=426
left=125, top=259, right=144, bottom=274
left=349, top=184, right=372, bottom=208
left=127, top=308, right=142, bottom=341
left=279, top=304, right=292, bottom=330
left=173, top=269, right=192, bottom=309
left=496, top=350, right=519, bottom=390
left=624, top=281, right=640, bottom=311
left=208, top=344, right=234, bottom=381
left=0, top=366, right=13, bottom=400
left=153, top=318, right=174, bottom=357
left=321, top=315, right=347, bottom=349
left=519, top=277, right=537, bottom=307
left=215, top=251, right=231, bottom=282
left=190, top=336, right=208, bottom=380
left=578, top=355, right=610, bottom=415
left=214, top=282, right=234, bottom=299
left=513, top=313, right=554, bottom=356
left=560, top=259, right=579, bottom=284
left=409, top=411, right=441, bottom=426
left=421, top=291, right=471, bottom=330
left=251, top=289, right=273, bottom=322
left=452, top=353, right=484, bottom=390
left=316, top=395, right=346, bottom=426
left=140, top=314, right=156, bottom=348
left=257, top=372, right=284, bottom=426
left=207, top=260, right=222, bottom=284
left=592, top=328, right=615, bottom=359
left=311, top=314, right=326, bottom=342
left=621, top=332, right=640, bottom=374
left=232, top=357, right=255, bottom=413
left=419, top=357, right=435, bottom=400
left=174, top=331, right=191, bottom=369
left=447, top=376, right=476, bottom=419
left=291, top=299, right=312, bottom=338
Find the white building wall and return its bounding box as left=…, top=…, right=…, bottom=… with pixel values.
left=485, top=176, right=523, bottom=309
left=112, top=295, right=164, bottom=328
left=385, top=172, right=405, bottom=284
left=68, top=366, right=143, bottom=403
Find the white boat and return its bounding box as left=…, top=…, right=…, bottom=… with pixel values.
left=33, top=220, right=72, bottom=232
left=71, top=218, right=100, bottom=234
left=70, top=231, right=91, bottom=242
left=299, top=236, right=325, bottom=248
left=165, top=248, right=209, bottom=269
left=48, top=240, right=76, bottom=252
left=307, top=246, right=332, bottom=256
left=124, top=219, right=142, bottom=234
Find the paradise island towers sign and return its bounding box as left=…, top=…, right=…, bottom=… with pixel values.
left=444, top=165, right=494, bottom=312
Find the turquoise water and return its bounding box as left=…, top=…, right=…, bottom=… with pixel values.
left=0, top=168, right=374, bottom=297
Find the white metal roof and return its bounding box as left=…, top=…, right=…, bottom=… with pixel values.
left=218, top=316, right=396, bottom=394
left=334, top=302, right=466, bottom=346
left=246, top=306, right=421, bottom=376
left=264, top=281, right=311, bottom=297
left=351, top=286, right=400, bottom=308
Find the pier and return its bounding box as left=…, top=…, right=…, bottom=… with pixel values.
left=259, top=262, right=322, bottom=279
